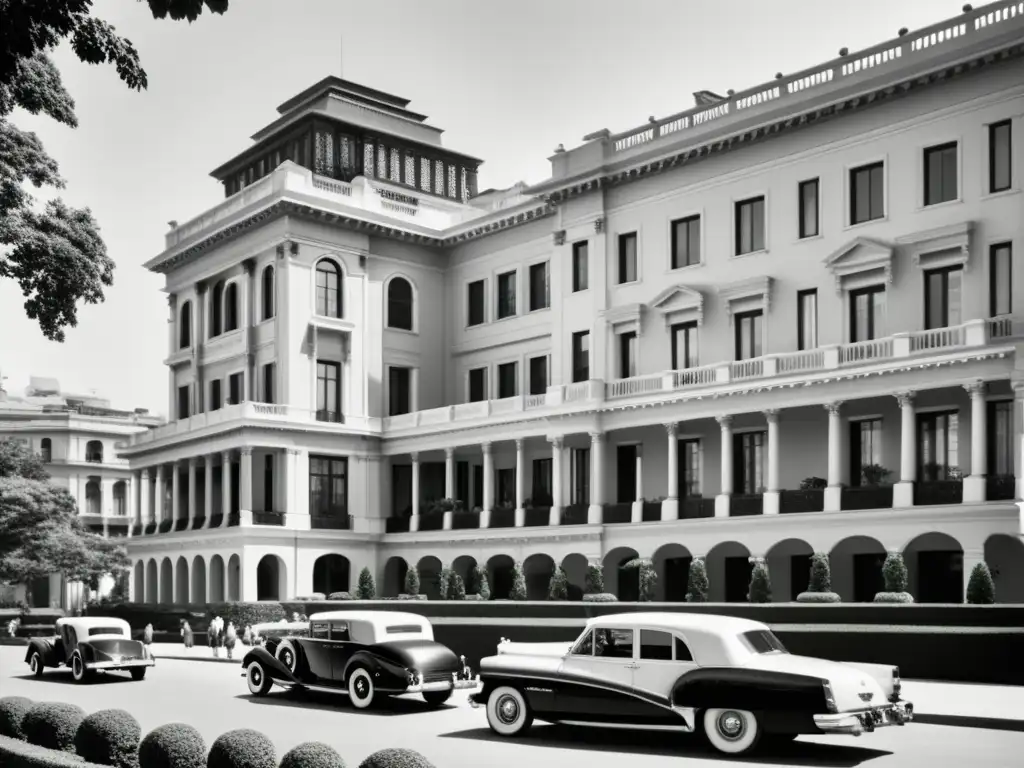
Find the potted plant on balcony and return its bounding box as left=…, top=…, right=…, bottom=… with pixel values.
left=861, top=464, right=892, bottom=486
left=797, top=552, right=841, bottom=603
left=873, top=552, right=914, bottom=603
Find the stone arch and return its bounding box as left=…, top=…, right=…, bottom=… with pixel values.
left=451, top=555, right=477, bottom=596
left=384, top=274, right=416, bottom=332
left=766, top=538, right=815, bottom=602
left=706, top=541, right=751, bottom=603
left=383, top=556, right=408, bottom=597
left=133, top=561, right=145, bottom=604
left=313, top=554, right=351, bottom=595
left=903, top=532, right=963, bottom=604
left=174, top=556, right=189, bottom=604
left=191, top=556, right=207, bottom=603
left=653, top=543, right=692, bottom=602
left=417, top=555, right=443, bottom=600
left=256, top=555, right=286, bottom=601
left=159, top=558, right=173, bottom=604
left=603, top=546, right=640, bottom=601
left=486, top=554, right=514, bottom=600
left=985, top=534, right=1024, bottom=604
left=227, top=554, right=241, bottom=601
left=314, top=257, right=345, bottom=318
left=209, top=555, right=225, bottom=602
left=830, top=535, right=887, bottom=602
left=560, top=553, right=589, bottom=600
left=523, top=553, right=555, bottom=600
left=145, top=559, right=157, bottom=603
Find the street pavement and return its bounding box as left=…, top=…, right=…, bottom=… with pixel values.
left=2, top=644, right=1022, bottom=768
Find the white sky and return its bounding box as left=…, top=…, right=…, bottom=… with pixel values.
left=0, top=0, right=966, bottom=416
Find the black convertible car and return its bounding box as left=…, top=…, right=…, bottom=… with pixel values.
left=25, top=617, right=155, bottom=683
left=241, top=610, right=479, bottom=708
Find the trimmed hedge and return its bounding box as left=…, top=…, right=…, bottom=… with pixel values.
left=280, top=743, right=346, bottom=768
left=582, top=593, right=618, bottom=603
left=207, top=729, right=276, bottom=768
left=0, top=734, right=108, bottom=768
left=23, top=703, right=86, bottom=753
left=138, top=723, right=206, bottom=768
left=358, top=749, right=434, bottom=768
left=74, top=709, right=140, bottom=768
left=0, top=696, right=34, bottom=740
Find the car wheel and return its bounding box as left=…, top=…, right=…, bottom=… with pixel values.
left=71, top=653, right=90, bottom=684
left=486, top=686, right=533, bottom=737
left=275, top=641, right=298, bottom=674
left=348, top=668, right=375, bottom=709
left=130, top=667, right=147, bottom=681
left=703, top=708, right=761, bottom=755
left=28, top=652, right=44, bottom=677
left=246, top=661, right=273, bottom=696
left=423, top=689, right=453, bottom=707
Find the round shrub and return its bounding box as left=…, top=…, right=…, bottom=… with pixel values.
left=796, top=591, right=842, bottom=603
left=0, top=696, right=33, bottom=740
left=23, top=702, right=86, bottom=753
left=966, top=562, right=996, bottom=605
left=358, top=748, right=435, bottom=768
left=206, top=729, right=276, bottom=768
left=75, top=708, right=141, bottom=768
left=582, top=593, right=618, bottom=603
left=138, top=723, right=206, bottom=768
left=280, top=742, right=346, bottom=768
left=327, top=592, right=352, bottom=601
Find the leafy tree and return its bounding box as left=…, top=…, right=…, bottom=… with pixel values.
left=747, top=559, right=772, bottom=603
left=0, top=438, right=50, bottom=480
left=403, top=565, right=419, bottom=596
left=547, top=567, right=568, bottom=600
left=510, top=561, right=527, bottom=601
left=584, top=563, right=604, bottom=595
left=686, top=558, right=709, bottom=603
left=474, top=565, right=490, bottom=601
left=881, top=552, right=909, bottom=593
left=624, top=558, right=657, bottom=602
left=437, top=565, right=451, bottom=601
left=0, top=1, right=228, bottom=341
left=355, top=567, right=375, bottom=600
left=966, top=562, right=995, bottom=605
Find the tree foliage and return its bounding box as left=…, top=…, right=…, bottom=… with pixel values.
left=881, top=552, right=909, bottom=593
left=547, top=567, right=568, bottom=600
left=510, top=561, right=527, bottom=601
left=0, top=1, right=228, bottom=341
left=356, top=567, right=375, bottom=600
left=403, top=565, right=419, bottom=596
left=686, top=558, right=709, bottom=603
left=747, top=559, right=772, bottom=603
left=966, top=562, right=995, bottom=605
left=473, top=564, right=490, bottom=601
left=808, top=552, right=832, bottom=592
left=584, top=563, right=603, bottom=595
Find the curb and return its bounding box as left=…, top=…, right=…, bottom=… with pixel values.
left=154, top=655, right=239, bottom=665
left=914, top=714, right=1024, bottom=732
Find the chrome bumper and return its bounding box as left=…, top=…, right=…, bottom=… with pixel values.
left=88, top=659, right=156, bottom=670
left=814, top=702, right=914, bottom=735
left=406, top=675, right=481, bottom=694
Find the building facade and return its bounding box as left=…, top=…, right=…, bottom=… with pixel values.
left=119, top=1, right=1024, bottom=607
left=0, top=376, right=163, bottom=608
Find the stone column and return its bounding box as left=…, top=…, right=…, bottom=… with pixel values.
left=139, top=469, right=150, bottom=533
left=1015, top=383, right=1024, bottom=503
left=893, top=391, right=917, bottom=508
left=715, top=415, right=733, bottom=517
left=763, top=409, right=780, bottom=515
left=126, top=474, right=136, bottom=537
left=444, top=447, right=455, bottom=501
left=409, top=453, right=420, bottom=532
left=552, top=436, right=566, bottom=525
left=242, top=259, right=255, bottom=401
left=630, top=445, right=644, bottom=522
left=195, top=282, right=207, bottom=412
left=963, top=381, right=987, bottom=503
left=187, top=457, right=198, bottom=528
left=203, top=454, right=214, bottom=528
left=239, top=447, right=253, bottom=525
left=171, top=462, right=181, bottom=527
left=961, top=549, right=986, bottom=603
left=154, top=465, right=165, bottom=528
left=824, top=402, right=844, bottom=512
left=481, top=442, right=494, bottom=529
left=220, top=451, right=232, bottom=527
left=514, top=438, right=526, bottom=527
left=663, top=422, right=679, bottom=521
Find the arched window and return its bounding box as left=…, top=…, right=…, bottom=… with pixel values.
left=315, top=259, right=342, bottom=318
left=387, top=277, right=414, bottom=331
left=85, top=440, right=103, bottom=463
left=179, top=301, right=192, bottom=349
left=40, top=438, right=51, bottom=463
left=224, top=282, right=239, bottom=332
left=211, top=281, right=225, bottom=337
left=261, top=265, right=275, bottom=321
left=85, top=478, right=101, bottom=516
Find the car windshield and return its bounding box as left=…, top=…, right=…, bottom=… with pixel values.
left=740, top=630, right=788, bottom=654
left=88, top=627, right=125, bottom=637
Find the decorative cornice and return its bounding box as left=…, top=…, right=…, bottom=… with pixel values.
left=895, top=391, right=916, bottom=408
left=553, top=230, right=566, bottom=246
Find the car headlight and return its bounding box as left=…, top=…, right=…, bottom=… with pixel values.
left=821, top=680, right=838, bottom=713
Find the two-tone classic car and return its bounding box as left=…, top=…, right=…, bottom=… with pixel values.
left=25, top=617, right=155, bottom=683
left=241, top=610, right=479, bottom=708
left=469, top=612, right=913, bottom=756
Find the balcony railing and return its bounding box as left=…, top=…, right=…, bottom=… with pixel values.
left=680, top=497, right=716, bottom=519
left=310, top=514, right=352, bottom=530
left=603, top=503, right=633, bottom=524
left=986, top=475, right=1016, bottom=501
left=490, top=508, right=516, bottom=528
left=253, top=511, right=285, bottom=526
left=451, top=511, right=479, bottom=530
left=641, top=501, right=662, bottom=522
left=385, top=516, right=411, bottom=534
left=524, top=507, right=550, bottom=527
left=913, top=480, right=964, bottom=506
left=562, top=504, right=589, bottom=525
left=731, top=494, right=764, bottom=516
left=841, top=486, right=894, bottom=511
left=780, top=489, right=825, bottom=514
left=418, top=513, right=444, bottom=532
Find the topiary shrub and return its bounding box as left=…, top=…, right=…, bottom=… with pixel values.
left=797, top=552, right=841, bottom=603
left=686, top=558, right=709, bottom=603
left=582, top=593, right=618, bottom=602
left=437, top=567, right=451, bottom=601
left=75, top=709, right=141, bottom=768
left=446, top=574, right=466, bottom=601
left=747, top=559, right=772, bottom=603
left=874, top=552, right=914, bottom=603
left=358, top=748, right=435, bottom=768
left=206, top=729, right=276, bottom=768
left=403, top=567, right=420, bottom=597
left=327, top=592, right=352, bottom=601
left=623, top=558, right=657, bottom=602
left=509, top=562, right=527, bottom=600
left=0, top=697, right=33, bottom=740
left=547, top=568, right=569, bottom=600
left=279, top=742, right=346, bottom=768
left=23, top=702, right=86, bottom=753
left=966, top=562, right=996, bottom=605
left=138, top=723, right=206, bottom=768
left=356, top=568, right=376, bottom=600
left=473, top=565, right=490, bottom=601
left=584, top=563, right=604, bottom=595
left=1, top=734, right=108, bottom=767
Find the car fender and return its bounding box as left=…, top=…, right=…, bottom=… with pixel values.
left=76, top=642, right=97, bottom=664
left=25, top=638, right=59, bottom=667
left=671, top=666, right=832, bottom=714
left=242, top=646, right=300, bottom=684
left=341, top=650, right=407, bottom=688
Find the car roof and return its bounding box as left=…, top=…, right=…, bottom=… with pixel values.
left=252, top=621, right=309, bottom=631
left=308, top=611, right=429, bottom=629
left=585, top=612, right=769, bottom=635
left=56, top=617, right=131, bottom=632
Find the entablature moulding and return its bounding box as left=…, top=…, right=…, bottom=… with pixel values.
left=651, top=284, right=705, bottom=327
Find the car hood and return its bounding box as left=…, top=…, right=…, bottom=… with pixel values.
left=746, top=653, right=887, bottom=711
left=373, top=639, right=460, bottom=672
left=497, top=641, right=573, bottom=658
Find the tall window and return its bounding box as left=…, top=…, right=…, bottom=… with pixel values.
left=924, top=266, right=963, bottom=330
left=849, top=418, right=882, bottom=486
left=467, top=279, right=485, bottom=326
left=529, top=262, right=550, bottom=311
left=388, top=366, right=411, bottom=416
left=850, top=285, right=886, bottom=342
left=570, top=448, right=590, bottom=505
left=497, top=271, right=516, bottom=319
left=733, top=432, right=765, bottom=495
left=531, top=458, right=553, bottom=504
left=797, top=289, right=818, bottom=350
left=572, top=331, right=590, bottom=383
left=468, top=367, right=487, bottom=402
left=210, top=379, right=222, bottom=411
left=211, top=281, right=224, bottom=337
left=316, top=361, right=341, bottom=422
left=497, top=362, right=518, bottom=398
left=989, top=120, right=1012, bottom=194
left=988, top=401, right=1014, bottom=476
left=735, top=196, right=765, bottom=255
left=496, top=468, right=515, bottom=505
left=671, top=322, right=698, bottom=370
left=924, top=142, right=958, bottom=206
left=917, top=411, right=959, bottom=481
left=261, top=363, right=275, bottom=404
left=734, top=310, right=763, bottom=361
left=40, top=438, right=52, bottom=463
left=850, top=162, right=884, bottom=225
left=617, top=233, right=638, bottom=284
left=224, top=283, right=239, bottom=332
left=85, top=440, right=103, bottom=463
left=260, top=266, right=275, bottom=321
left=179, top=301, right=192, bottom=349
left=264, top=456, right=274, bottom=512
left=177, top=385, right=190, bottom=419
left=618, top=332, right=637, bottom=379
left=990, top=243, right=1012, bottom=316
left=572, top=241, right=589, bottom=292
left=387, top=277, right=414, bottom=331
left=315, top=260, right=342, bottom=318
left=679, top=439, right=701, bottom=496
left=670, top=215, right=700, bottom=268
left=798, top=179, right=819, bottom=239
left=309, top=456, right=348, bottom=518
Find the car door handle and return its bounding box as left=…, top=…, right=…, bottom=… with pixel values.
left=624, top=663, right=638, bottom=669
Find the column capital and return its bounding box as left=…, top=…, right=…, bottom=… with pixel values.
left=204, top=453, right=216, bottom=464
left=664, top=422, right=678, bottom=436
left=963, top=380, right=987, bottom=398
left=515, top=438, right=525, bottom=450
left=895, top=391, right=916, bottom=409
left=154, top=464, right=165, bottom=476
left=242, top=258, right=256, bottom=274
left=716, top=414, right=733, bottom=428
left=823, top=401, right=844, bottom=416
left=286, top=448, right=301, bottom=456
left=588, top=431, right=604, bottom=444
left=410, top=451, right=420, bottom=462
left=763, top=408, right=779, bottom=424
left=140, top=467, right=150, bottom=478
left=196, top=280, right=208, bottom=295
left=444, top=446, right=455, bottom=459
left=550, top=435, right=565, bottom=449
left=239, top=447, right=254, bottom=457
left=188, top=456, right=201, bottom=467
left=221, top=450, right=233, bottom=462
left=481, top=442, right=492, bottom=454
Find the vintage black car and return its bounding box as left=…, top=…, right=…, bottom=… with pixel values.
left=25, top=617, right=155, bottom=683
left=241, top=610, right=479, bottom=708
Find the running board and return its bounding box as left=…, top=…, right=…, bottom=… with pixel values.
left=555, top=720, right=694, bottom=733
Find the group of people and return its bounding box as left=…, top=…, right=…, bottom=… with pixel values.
left=177, top=616, right=239, bottom=658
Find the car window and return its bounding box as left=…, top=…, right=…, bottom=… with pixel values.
left=348, top=621, right=373, bottom=645
left=329, top=621, right=350, bottom=641
left=310, top=621, right=330, bottom=640
left=639, top=629, right=673, bottom=661
left=741, top=630, right=788, bottom=654
left=88, top=627, right=125, bottom=637
left=570, top=630, right=594, bottom=656
left=66, top=627, right=78, bottom=647
left=595, top=628, right=634, bottom=659
left=675, top=636, right=694, bottom=662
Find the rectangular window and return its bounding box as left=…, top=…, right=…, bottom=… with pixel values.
left=850, top=285, right=886, bottom=342
left=670, top=215, right=701, bottom=269
left=210, top=379, right=222, bottom=411
left=309, top=455, right=348, bottom=519
left=733, top=431, right=766, bottom=495
left=456, top=461, right=469, bottom=507
left=679, top=439, right=701, bottom=496
left=798, top=179, right=819, bottom=238
left=177, top=385, right=190, bottom=420
left=850, top=162, right=885, bottom=225
left=529, top=262, right=550, bottom=311
left=987, top=400, right=1013, bottom=476
left=468, top=367, right=487, bottom=402
left=989, top=120, right=1012, bottom=194
left=571, top=331, right=590, bottom=383
left=671, top=322, right=699, bottom=370
left=735, top=196, right=765, bottom=255
left=990, top=243, right=1012, bottom=316
left=263, top=455, right=273, bottom=512
left=497, top=361, right=517, bottom=399
left=797, top=289, right=818, bottom=350
left=496, top=468, right=515, bottom=505
left=924, top=266, right=963, bottom=330
left=917, top=411, right=959, bottom=481
left=531, top=458, right=553, bottom=504
left=497, top=270, right=516, bottom=319
left=572, top=241, right=589, bottom=292
left=528, top=356, right=548, bottom=396
left=617, top=232, right=638, bottom=284
left=467, top=280, right=485, bottom=326
left=924, top=142, right=958, bottom=206
left=388, top=366, right=411, bottom=416
left=261, top=363, right=275, bottom=404
left=618, top=332, right=637, bottom=379
left=571, top=448, right=590, bottom=505
left=849, top=418, right=882, bottom=486
left=316, top=361, right=341, bottom=422
left=734, top=310, right=763, bottom=361
left=228, top=372, right=243, bottom=405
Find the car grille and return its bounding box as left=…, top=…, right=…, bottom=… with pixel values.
left=421, top=671, right=453, bottom=685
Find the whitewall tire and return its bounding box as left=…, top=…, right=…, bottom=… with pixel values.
left=246, top=661, right=272, bottom=696
left=28, top=652, right=44, bottom=677
left=486, top=686, right=533, bottom=737
left=703, top=708, right=761, bottom=755
left=71, top=654, right=88, bottom=683
left=348, top=668, right=375, bottom=709
left=275, top=640, right=298, bottom=674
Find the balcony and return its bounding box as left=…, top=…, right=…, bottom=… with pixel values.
left=780, top=489, right=825, bottom=514
left=841, top=485, right=895, bottom=511
left=253, top=511, right=286, bottom=526
left=310, top=514, right=352, bottom=531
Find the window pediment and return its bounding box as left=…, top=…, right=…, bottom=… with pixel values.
left=895, top=220, right=973, bottom=271
left=823, top=237, right=894, bottom=294
left=600, top=303, right=644, bottom=335
left=717, top=276, right=773, bottom=315
left=650, top=284, right=705, bottom=326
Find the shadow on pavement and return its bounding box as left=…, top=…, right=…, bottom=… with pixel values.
left=235, top=690, right=457, bottom=717
left=914, top=714, right=1024, bottom=732
left=11, top=673, right=136, bottom=685
left=440, top=724, right=891, bottom=766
